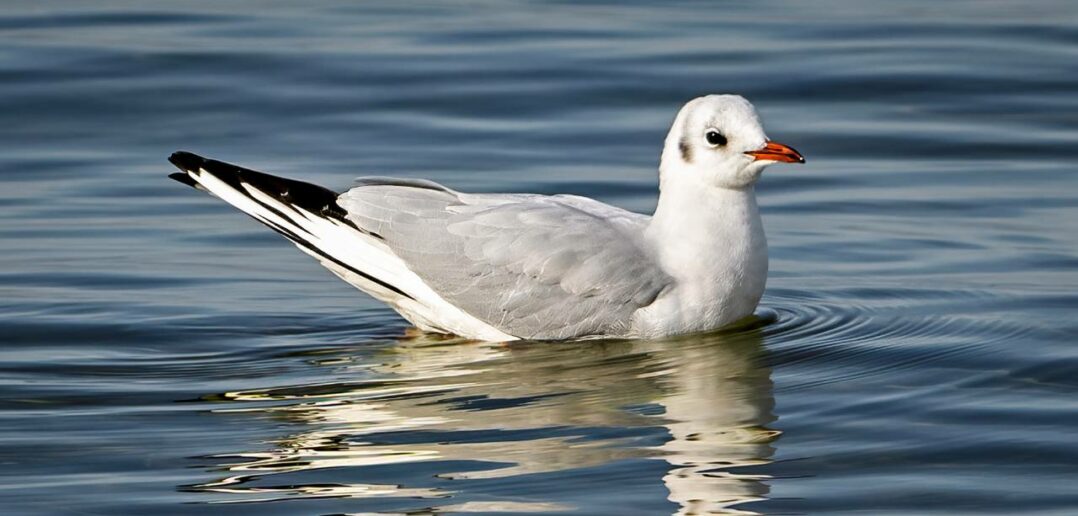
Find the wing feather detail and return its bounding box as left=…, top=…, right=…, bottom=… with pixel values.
left=338, top=180, right=671, bottom=340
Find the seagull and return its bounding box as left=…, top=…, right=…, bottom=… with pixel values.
left=168, top=94, right=803, bottom=341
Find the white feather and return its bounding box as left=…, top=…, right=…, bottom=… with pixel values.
left=187, top=169, right=516, bottom=341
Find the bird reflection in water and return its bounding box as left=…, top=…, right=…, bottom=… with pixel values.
left=189, top=320, right=778, bottom=514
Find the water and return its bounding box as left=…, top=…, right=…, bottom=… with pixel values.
left=2, top=1, right=1077, bottom=514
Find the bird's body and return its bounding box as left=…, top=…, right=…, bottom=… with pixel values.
left=169, top=95, right=802, bottom=341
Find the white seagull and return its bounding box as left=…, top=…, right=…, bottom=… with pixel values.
left=169, top=94, right=803, bottom=341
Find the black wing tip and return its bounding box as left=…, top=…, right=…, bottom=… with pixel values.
left=164, top=151, right=363, bottom=229
left=169, top=151, right=205, bottom=172
left=168, top=171, right=199, bottom=188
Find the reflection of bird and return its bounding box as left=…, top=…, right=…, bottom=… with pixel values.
left=169, top=95, right=802, bottom=340
left=193, top=327, right=778, bottom=513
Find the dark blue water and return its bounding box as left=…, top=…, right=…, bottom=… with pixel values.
left=2, top=1, right=1077, bottom=514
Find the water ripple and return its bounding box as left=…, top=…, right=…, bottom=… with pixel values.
left=760, top=287, right=1040, bottom=391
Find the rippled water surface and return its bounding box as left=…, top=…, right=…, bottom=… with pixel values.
left=3, top=1, right=1077, bottom=514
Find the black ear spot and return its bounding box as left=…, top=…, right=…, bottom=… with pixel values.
left=679, top=137, right=693, bottom=163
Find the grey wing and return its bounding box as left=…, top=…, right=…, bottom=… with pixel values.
left=337, top=179, right=671, bottom=340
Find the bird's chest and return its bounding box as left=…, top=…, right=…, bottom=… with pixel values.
left=633, top=225, right=768, bottom=337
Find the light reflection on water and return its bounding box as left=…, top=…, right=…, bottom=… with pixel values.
left=190, top=326, right=776, bottom=513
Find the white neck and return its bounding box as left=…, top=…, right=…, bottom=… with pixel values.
left=637, top=174, right=768, bottom=335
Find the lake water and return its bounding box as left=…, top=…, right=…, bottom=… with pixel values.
left=2, top=1, right=1077, bottom=514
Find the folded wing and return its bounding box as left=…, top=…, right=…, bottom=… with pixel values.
left=338, top=181, right=671, bottom=340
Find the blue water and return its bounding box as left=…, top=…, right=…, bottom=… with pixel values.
left=2, top=1, right=1077, bottom=514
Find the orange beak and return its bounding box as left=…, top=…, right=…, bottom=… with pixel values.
left=745, top=140, right=805, bottom=164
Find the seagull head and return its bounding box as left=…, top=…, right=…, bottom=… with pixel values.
left=660, top=94, right=803, bottom=190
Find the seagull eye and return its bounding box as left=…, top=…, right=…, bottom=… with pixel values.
left=705, top=130, right=727, bottom=146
